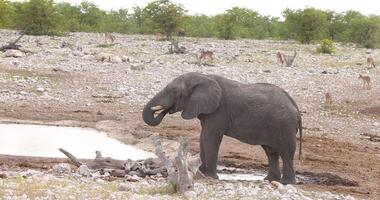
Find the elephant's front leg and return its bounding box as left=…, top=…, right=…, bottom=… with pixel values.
left=199, top=127, right=224, bottom=179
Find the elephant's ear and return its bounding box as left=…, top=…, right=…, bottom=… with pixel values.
left=181, top=76, right=222, bottom=119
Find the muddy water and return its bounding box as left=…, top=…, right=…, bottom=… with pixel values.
left=217, top=166, right=266, bottom=181
left=0, top=123, right=156, bottom=160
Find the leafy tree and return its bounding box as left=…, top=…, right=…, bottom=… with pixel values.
left=143, top=0, right=186, bottom=39
left=182, top=14, right=217, bottom=37
left=14, top=0, right=64, bottom=35
left=284, top=8, right=328, bottom=44
left=0, top=0, right=14, bottom=28
left=77, top=1, right=105, bottom=32
left=56, top=2, right=81, bottom=31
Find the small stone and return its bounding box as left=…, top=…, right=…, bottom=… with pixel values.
left=285, top=184, right=297, bottom=193
left=0, top=173, right=8, bottom=179
left=96, top=52, right=111, bottom=62
left=11, top=60, right=20, bottom=66
left=373, top=122, right=379, bottom=126
left=118, top=183, right=130, bottom=191
left=83, top=55, right=95, bottom=60
left=122, top=56, right=131, bottom=62
left=130, top=64, right=145, bottom=71
left=72, top=51, right=83, bottom=56
left=111, top=56, right=122, bottom=63
left=4, top=50, right=24, bottom=58
left=78, top=165, right=91, bottom=177
left=184, top=191, right=197, bottom=199
left=36, top=87, right=45, bottom=92
left=52, top=163, right=71, bottom=175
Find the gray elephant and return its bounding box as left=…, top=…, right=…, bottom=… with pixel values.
left=142, top=72, right=302, bottom=184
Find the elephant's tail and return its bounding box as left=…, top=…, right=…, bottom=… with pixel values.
left=298, top=112, right=302, bottom=160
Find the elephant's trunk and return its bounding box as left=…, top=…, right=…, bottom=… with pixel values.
left=142, top=100, right=169, bottom=126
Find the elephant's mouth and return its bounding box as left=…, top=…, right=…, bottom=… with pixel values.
left=151, top=105, right=177, bottom=116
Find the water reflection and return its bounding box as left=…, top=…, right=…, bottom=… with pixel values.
left=0, top=123, right=156, bottom=160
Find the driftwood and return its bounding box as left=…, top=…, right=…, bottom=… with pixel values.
left=0, top=30, right=30, bottom=53
left=59, top=137, right=201, bottom=193
left=284, top=50, right=297, bottom=67
left=168, top=40, right=186, bottom=54
left=59, top=148, right=166, bottom=177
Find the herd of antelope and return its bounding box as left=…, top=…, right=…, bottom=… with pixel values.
left=102, top=32, right=375, bottom=107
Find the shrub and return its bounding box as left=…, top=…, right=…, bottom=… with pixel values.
left=317, top=39, right=336, bottom=54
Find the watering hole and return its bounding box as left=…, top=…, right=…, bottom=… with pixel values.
left=0, top=123, right=156, bottom=160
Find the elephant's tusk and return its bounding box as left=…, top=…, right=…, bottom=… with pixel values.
left=150, top=105, right=164, bottom=111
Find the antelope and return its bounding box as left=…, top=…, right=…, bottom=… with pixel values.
left=104, top=32, right=115, bottom=44
left=155, top=32, right=165, bottom=41
left=358, top=74, right=371, bottom=90
left=367, top=56, right=376, bottom=68
left=199, top=49, right=213, bottom=63
left=325, top=92, right=333, bottom=105
left=277, top=51, right=285, bottom=65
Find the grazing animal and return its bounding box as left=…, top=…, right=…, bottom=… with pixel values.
left=325, top=92, right=332, bottom=105
left=142, top=72, right=302, bottom=184
left=359, top=74, right=371, bottom=90
left=199, top=49, right=214, bottom=63
left=367, top=56, right=376, bottom=68
left=104, top=32, right=115, bottom=44
left=178, top=29, right=186, bottom=37
left=155, top=32, right=165, bottom=41
left=277, top=51, right=285, bottom=65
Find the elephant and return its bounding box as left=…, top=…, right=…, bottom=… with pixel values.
left=142, top=72, right=302, bottom=184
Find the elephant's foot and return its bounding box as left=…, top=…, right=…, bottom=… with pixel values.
left=202, top=172, right=219, bottom=179
left=264, top=174, right=281, bottom=182
left=199, top=165, right=219, bottom=179
left=280, top=176, right=296, bottom=185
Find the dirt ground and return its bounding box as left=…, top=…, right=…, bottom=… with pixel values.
left=1, top=109, right=379, bottom=199
left=0, top=31, right=379, bottom=199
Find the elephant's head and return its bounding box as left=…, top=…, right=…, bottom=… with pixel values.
left=142, top=72, right=222, bottom=126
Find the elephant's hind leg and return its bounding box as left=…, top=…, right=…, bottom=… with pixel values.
left=262, top=145, right=281, bottom=182
left=279, top=147, right=296, bottom=184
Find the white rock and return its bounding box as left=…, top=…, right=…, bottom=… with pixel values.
left=4, top=50, right=24, bottom=58
left=373, top=122, right=379, bottom=126
left=131, top=64, right=145, bottom=71
left=83, top=55, right=95, bottom=60
left=118, top=183, right=131, bottom=191
left=52, top=163, right=71, bottom=175
left=111, top=56, right=122, bottom=63
left=36, top=87, right=45, bottom=92
left=72, top=51, right=83, bottom=56
left=184, top=191, right=197, bottom=199
left=122, top=56, right=131, bottom=62
left=78, top=165, right=91, bottom=177
left=96, top=52, right=111, bottom=62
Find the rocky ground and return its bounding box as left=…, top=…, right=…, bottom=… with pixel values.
left=0, top=29, right=379, bottom=199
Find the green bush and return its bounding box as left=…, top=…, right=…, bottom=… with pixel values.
left=317, top=39, right=336, bottom=54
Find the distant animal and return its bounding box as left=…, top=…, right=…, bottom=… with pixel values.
left=367, top=56, right=376, bottom=68
left=199, top=49, right=214, bottom=63
left=104, top=32, right=115, bottom=44
left=358, top=74, right=371, bottom=90
left=143, top=72, right=302, bottom=184
left=277, top=51, right=285, bottom=65
left=155, top=32, right=165, bottom=41
left=177, top=29, right=186, bottom=37
left=325, top=92, right=332, bottom=105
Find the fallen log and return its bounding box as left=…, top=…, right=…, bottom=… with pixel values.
left=59, top=137, right=201, bottom=193
left=0, top=30, right=31, bottom=53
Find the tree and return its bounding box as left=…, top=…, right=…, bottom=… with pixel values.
left=143, top=0, right=186, bottom=39
left=283, top=8, right=328, bottom=44
left=56, top=2, right=81, bottom=32
left=77, top=1, right=105, bottom=32
left=0, top=0, right=14, bottom=28
left=13, top=0, right=65, bottom=35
